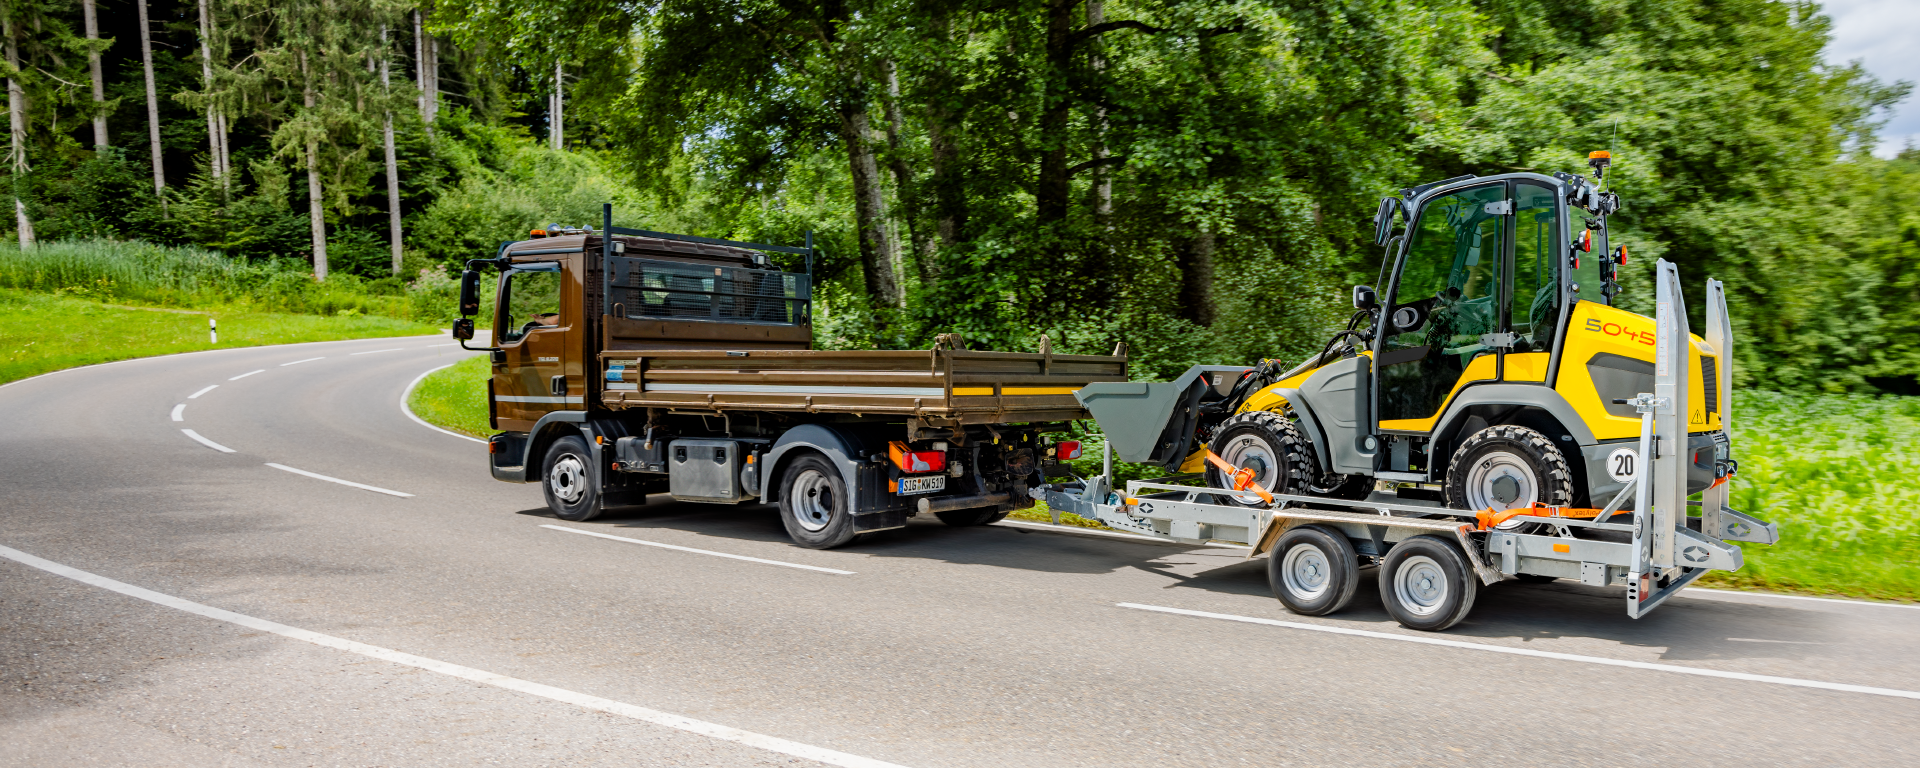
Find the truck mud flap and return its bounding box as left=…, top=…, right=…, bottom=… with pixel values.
left=854, top=510, right=908, bottom=534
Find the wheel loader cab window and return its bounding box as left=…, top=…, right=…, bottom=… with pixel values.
left=1512, top=182, right=1561, bottom=354
left=1379, top=184, right=1506, bottom=425
left=498, top=263, right=563, bottom=343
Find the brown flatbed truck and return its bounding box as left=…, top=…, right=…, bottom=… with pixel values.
left=452, top=207, right=1128, bottom=548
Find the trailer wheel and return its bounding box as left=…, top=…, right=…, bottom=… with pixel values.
left=1268, top=525, right=1360, bottom=616
left=542, top=435, right=603, bottom=522
left=778, top=454, right=861, bottom=549
left=1378, top=535, right=1478, bottom=631
left=1206, top=411, right=1313, bottom=507
left=1443, top=425, right=1574, bottom=531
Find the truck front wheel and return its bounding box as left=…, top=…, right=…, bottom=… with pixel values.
left=543, top=435, right=603, bottom=522
left=778, top=454, right=861, bottom=549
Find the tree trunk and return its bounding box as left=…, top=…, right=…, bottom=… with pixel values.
left=137, top=0, right=165, bottom=196
left=1087, top=0, right=1111, bottom=226
left=382, top=26, right=402, bottom=275
left=427, top=34, right=439, bottom=124
left=5, top=19, right=32, bottom=248
left=82, top=0, right=107, bottom=147
left=302, top=52, right=327, bottom=280
left=1176, top=230, right=1216, bottom=327
left=196, top=0, right=223, bottom=184
left=880, top=59, right=928, bottom=278
left=551, top=60, right=563, bottom=150
left=924, top=13, right=964, bottom=261
left=839, top=103, right=900, bottom=310
left=414, top=10, right=426, bottom=121
left=1035, top=0, right=1077, bottom=225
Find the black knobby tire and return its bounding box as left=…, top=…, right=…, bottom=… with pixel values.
left=1205, top=411, right=1315, bottom=507
left=1378, top=535, right=1479, bottom=631
left=1267, top=525, right=1361, bottom=616
left=542, top=435, right=603, bottom=522
left=1442, top=425, right=1575, bottom=530
left=777, top=454, right=862, bottom=549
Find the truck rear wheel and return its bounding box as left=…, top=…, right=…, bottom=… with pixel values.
left=1443, top=425, right=1574, bottom=530
left=542, top=435, right=603, bottom=522
left=778, top=454, right=861, bottom=549
left=1268, top=525, right=1360, bottom=616
left=1205, top=411, right=1313, bottom=507
left=1378, top=535, right=1478, bottom=631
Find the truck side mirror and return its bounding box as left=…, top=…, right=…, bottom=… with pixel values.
left=452, top=317, right=475, bottom=340
left=1352, top=285, right=1378, bottom=310
left=458, top=270, right=482, bottom=316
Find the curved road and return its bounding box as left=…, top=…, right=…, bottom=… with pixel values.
left=2, top=337, right=1916, bottom=766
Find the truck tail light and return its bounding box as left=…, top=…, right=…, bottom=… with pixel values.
left=1054, top=440, right=1082, bottom=461
left=889, top=441, right=947, bottom=474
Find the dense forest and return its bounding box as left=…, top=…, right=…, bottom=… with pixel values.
left=0, top=0, right=1913, bottom=390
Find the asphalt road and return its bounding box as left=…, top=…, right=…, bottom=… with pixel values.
left=3, top=337, right=1917, bottom=767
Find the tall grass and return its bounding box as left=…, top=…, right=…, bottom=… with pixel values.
left=0, top=239, right=468, bottom=323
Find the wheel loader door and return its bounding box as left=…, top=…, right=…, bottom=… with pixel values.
left=1377, top=183, right=1508, bottom=432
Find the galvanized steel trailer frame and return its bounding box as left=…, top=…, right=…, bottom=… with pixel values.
left=1038, top=260, right=1777, bottom=620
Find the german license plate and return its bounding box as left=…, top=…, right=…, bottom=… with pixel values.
left=898, top=475, right=946, bottom=495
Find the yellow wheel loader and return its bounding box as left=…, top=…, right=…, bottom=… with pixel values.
left=1048, top=153, right=1777, bottom=630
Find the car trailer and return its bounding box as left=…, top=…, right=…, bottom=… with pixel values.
left=1037, top=259, right=1779, bottom=631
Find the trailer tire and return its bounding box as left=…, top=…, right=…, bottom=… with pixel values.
left=777, top=454, right=862, bottom=549
left=1443, top=425, right=1574, bottom=532
left=1378, top=535, right=1478, bottom=631
left=1268, top=525, right=1360, bottom=616
left=1206, top=411, right=1313, bottom=507
left=542, top=435, right=603, bottom=522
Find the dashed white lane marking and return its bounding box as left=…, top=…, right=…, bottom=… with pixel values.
left=181, top=429, right=235, bottom=453
left=170, top=404, right=186, bottom=422
left=229, top=369, right=266, bottom=381
left=400, top=364, right=486, bottom=444
left=189, top=385, right=218, bottom=399
left=350, top=348, right=404, bottom=355
left=265, top=463, right=414, bottom=498
left=542, top=525, right=856, bottom=575
left=0, top=545, right=910, bottom=768
left=1118, top=602, right=1920, bottom=701
left=1686, top=587, right=1920, bottom=611
left=280, top=357, right=324, bottom=366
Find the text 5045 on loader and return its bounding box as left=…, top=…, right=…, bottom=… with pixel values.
left=1044, top=153, right=1778, bottom=630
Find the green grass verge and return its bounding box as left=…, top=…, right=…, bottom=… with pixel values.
left=408, top=354, right=494, bottom=438
left=0, top=289, right=442, bottom=385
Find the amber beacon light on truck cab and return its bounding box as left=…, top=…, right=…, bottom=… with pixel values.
left=452, top=206, right=1127, bottom=549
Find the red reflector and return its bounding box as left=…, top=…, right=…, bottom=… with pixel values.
left=1055, top=440, right=1083, bottom=461
left=889, top=441, right=947, bottom=474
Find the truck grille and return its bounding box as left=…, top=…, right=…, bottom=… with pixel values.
left=1701, top=356, right=1719, bottom=417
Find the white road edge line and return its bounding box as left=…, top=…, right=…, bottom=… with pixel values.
left=181, top=429, right=236, bottom=453
left=280, top=357, right=324, bottom=366
left=189, top=384, right=218, bottom=399
left=993, top=519, right=1247, bottom=549
left=265, top=463, right=414, bottom=498
left=1685, top=587, right=1920, bottom=610
left=170, top=403, right=186, bottom=422
left=1117, top=602, right=1920, bottom=701
left=229, top=369, right=266, bottom=381
left=400, top=364, right=487, bottom=444
left=0, top=545, right=908, bottom=768
left=542, top=525, right=856, bottom=575
left=350, top=348, right=405, bottom=355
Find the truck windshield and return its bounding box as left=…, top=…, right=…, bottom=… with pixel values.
left=499, top=264, right=562, bottom=343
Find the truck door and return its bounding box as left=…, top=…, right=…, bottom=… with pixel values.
left=492, top=261, right=575, bottom=429
left=1377, top=182, right=1507, bottom=433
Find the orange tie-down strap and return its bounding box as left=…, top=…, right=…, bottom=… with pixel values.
left=1204, top=451, right=1273, bottom=505
left=1476, top=502, right=1610, bottom=531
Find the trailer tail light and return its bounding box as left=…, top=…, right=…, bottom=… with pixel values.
left=1054, top=440, right=1082, bottom=461
left=889, top=441, right=947, bottom=474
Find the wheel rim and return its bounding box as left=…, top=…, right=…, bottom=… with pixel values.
left=1464, top=450, right=1538, bottom=529
left=1393, top=554, right=1449, bottom=617
left=549, top=454, right=587, bottom=504
left=1281, top=543, right=1331, bottom=601
left=1218, top=433, right=1280, bottom=504
left=788, top=469, right=836, bottom=532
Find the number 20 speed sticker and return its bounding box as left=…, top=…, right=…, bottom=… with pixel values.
left=1607, top=447, right=1639, bottom=482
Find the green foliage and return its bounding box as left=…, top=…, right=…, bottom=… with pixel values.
left=406, top=353, right=494, bottom=438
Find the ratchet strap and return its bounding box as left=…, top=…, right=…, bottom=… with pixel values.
left=1476, top=502, right=1607, bottom=531
left=1204, top=451, right=1274, bottom=505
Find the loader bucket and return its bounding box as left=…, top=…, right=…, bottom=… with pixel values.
left=1075, top=365, right=1251, bottom=468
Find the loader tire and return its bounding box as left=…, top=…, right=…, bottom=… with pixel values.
left=1205, top=411, right=1314, bottom=507
left=1443, top=425, right=1575, bottom=531
left=542, top=435, right=604, bottom=522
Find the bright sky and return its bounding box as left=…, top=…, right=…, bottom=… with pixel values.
left=1822, top=0, right=1919, bottom=157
